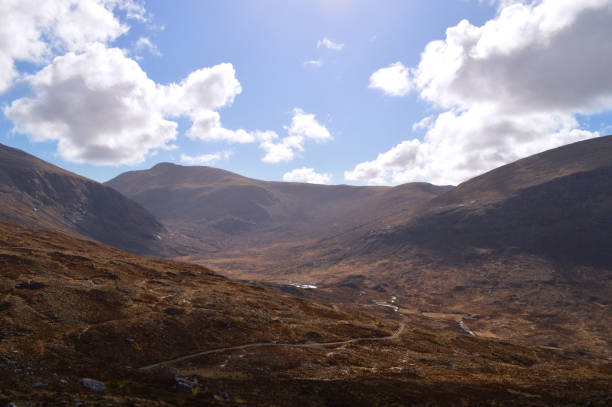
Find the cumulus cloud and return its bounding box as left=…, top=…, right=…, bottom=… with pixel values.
left=369, top=62, right=413, bottom=97
left=286, top=108, right=332, bottom=141
left=163, top=63, right=242, bottom=115
left=5, top=43, right=246, bottom=165
left=350, top=0, right=610, bottom=185
left=258, top=131, right=298, bottom=163
left=5, top=44, right=176, bottom=165
left=346, top=108, right=594, bottom=185
left=258, top=108, right=332, bottom=163
left=180, top=150, right=232, bottom=165
left=0, top=2, right=331, bottom=169
left=317, top=37, right=344, bottom=51
left=0, top=0, right=143, bottom=92
left=1, top=0, right=254, bottom=166
left=161, top=63, right=252, bottom=144
left=414, top=1, right=612, bottom=114
left=283, top=167, right=332, bottom=184
left=184, top=111, right=255, bottom=144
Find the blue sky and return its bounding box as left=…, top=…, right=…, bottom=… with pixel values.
left=1, top=1, right=611, bottom=185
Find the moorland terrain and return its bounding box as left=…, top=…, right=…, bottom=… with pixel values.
left=1, top=137, right=611, bottom=405
left=107, top=137, right=612, bottom=360
left=0, top=221, right=610, bottom=406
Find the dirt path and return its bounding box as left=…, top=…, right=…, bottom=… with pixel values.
left=139, top=322, right=405, bottom=371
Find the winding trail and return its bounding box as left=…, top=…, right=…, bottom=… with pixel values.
left=139, top=322, right=405, bottom=371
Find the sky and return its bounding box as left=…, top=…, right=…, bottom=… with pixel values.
left=1, top=0, right=611, bottom=186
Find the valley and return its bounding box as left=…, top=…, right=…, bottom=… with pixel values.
left=0, top=137, right=611, bottom=405
left=2, top=0, right=612, bottom=405
left=107, top=137, right=612, bottom=361
left=0, top=221, right=609, bottom=406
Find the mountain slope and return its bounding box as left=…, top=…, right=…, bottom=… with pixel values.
left=106, top=162, right=386, bottom=239
left=0, top=144, right=165, bottom=255
left=298, top=136, right=612, bottom=358
left=102, top=138, right=612, bottom=360
left=0, top=220, right=609, bottom=406
left=390, top=135, right=612, bottom=267
left=106, top=163, right=450, bottom=257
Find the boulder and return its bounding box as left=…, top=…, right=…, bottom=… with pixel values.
left=80, top=378, right=106, bottom=393
left=175, top=377, right=196, bottom=393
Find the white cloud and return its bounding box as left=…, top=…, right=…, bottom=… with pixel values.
left=413, top=0, right=612, bottom=114
left=0, top=1, right=330, bottom=168
left=259, top=108, right=332, bottom=163
left=260, top=136, right=297, bottom=163
left=286, top=108, right=332, bottom=142
left=5, top=44, right=176, bottom=165
left=0, top=0, right=142, bottom=92
left=162, top=63, right=242, bottom=117
left=134, top=37, right=161, bottom=56
left=351, top=0, right=610, bottom=185
left=317, top=37, right=344, bottom=51
left=304, top=59, right=324, bottom=67
left=283, top=167, right=332, bottom=184
left=180, top=150, right=232, bottom=165
left=0, top=0, right=249, bottom=166
left=369, top=62, right=413, bottom=97
left=185, top=111, right=255, bottom=144
left=161, top=62, right=252, bottom=144
left=346, top=108, right=594, bottom=185
left=5, top=43, right=246, bottom=165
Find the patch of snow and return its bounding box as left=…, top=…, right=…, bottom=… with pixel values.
left=459, top=320, right=476, bottom=336
left=289, top=283, right=317, bottom=289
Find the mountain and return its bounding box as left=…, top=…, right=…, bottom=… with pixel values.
left=299, top=136, right=612, bottom=358
left=390, top=135, right=612, bottom=267
left=103, top=139, right=612, bottom=359
left=1, top=220, right=609, bottom=406
left=0, top=143, right=165, bottom=255
left=106, top=162, right=450, bottom=256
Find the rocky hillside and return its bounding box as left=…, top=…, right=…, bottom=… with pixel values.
left=0, top=144, right=165, bottom=255
left=390, top=135, right=612, bottom=267
left=0, top=220, right=609, bottom=406
left=294, top=136, right=612, bottom=359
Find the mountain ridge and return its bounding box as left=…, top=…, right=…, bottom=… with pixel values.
left=106, top=161, right=449, bottom=255
left=385, top=135, right=612, bottom=267
left=3, top=137, right=611, bottom=360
